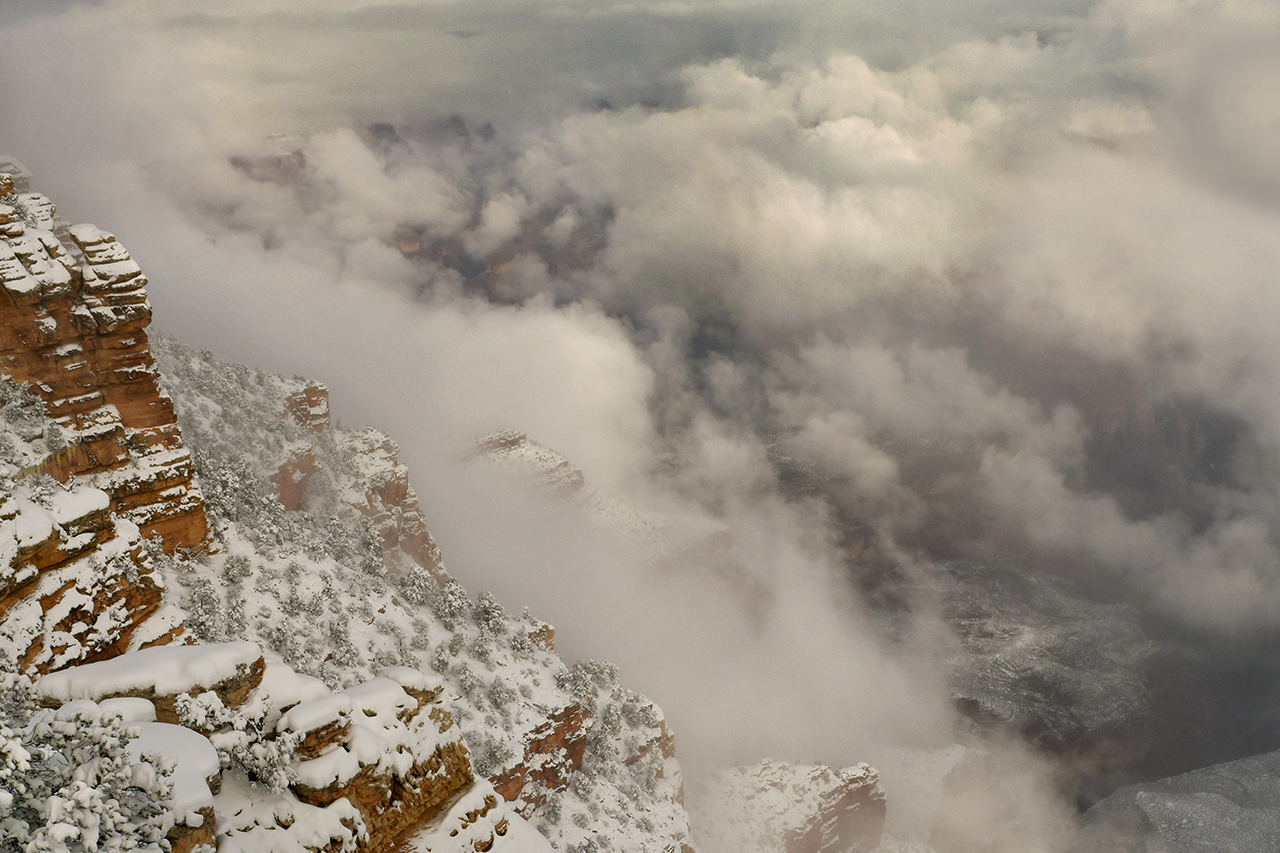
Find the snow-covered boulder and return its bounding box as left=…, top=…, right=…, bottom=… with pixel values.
left=36, top=640, right=265, bottom=723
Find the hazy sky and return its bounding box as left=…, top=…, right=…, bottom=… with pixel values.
left=2, top=1, right=1279, bottom=847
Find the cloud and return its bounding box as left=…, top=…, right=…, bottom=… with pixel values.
left=4, top=0, right=1280, bottom=847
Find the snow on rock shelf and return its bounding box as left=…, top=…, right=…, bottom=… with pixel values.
left=33, top=643, right=507, bottom=853
left=35, top=639, right=265, bottom=722
left=0, top=473, right=178, bottom=672
left=0, top=163, right=213, bottom=672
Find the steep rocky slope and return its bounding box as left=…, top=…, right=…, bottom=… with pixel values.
left=691, top=761, right=886, bottom=853
left=0, top=161, right=692, bottom=852
left=152, top=337, right=694, bottom=852
left=0, top=164, right=203, bottom=672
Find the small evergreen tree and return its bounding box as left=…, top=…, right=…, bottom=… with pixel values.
left=472, top=592, right=505, bottom=635
left=398, top=564, right=435, bottom=606
left=429, top=579, right=470, bottom=629
left=185, top=577, right=224, bottom=642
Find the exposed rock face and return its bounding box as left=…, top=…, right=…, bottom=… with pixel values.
left=783, top=770, right=886, bottom=853
left=492, top=703, right=590, bottom=812
left=272, top=446, right=318, bottom=512
left=284, top=673, right=483, bottom=848
left=35, top=640, right=266, bottom=724
left=1082, top=747, right=1280, bottom=852
left=0, top=479, right=181, bottom=673
left=0, top=171, right=209, bottom=553
left=528, top=619, right=555, bottom=652
left=35, top=647, right=505, bottom=853
left=284, top=381, right=331, bottom=432
left=341, top=428, right=447, bottom=584
left=0, top=165, right=213, bottom=674
left=693, top=760, right=886, bottom=853
left=166, top=808, right=217, bottom=853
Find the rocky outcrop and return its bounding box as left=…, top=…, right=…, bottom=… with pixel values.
left=472, top=431, right=585, bottom=499
left=0, top=170, right=209, bottom=554
left=491, top=703, right=590, bottom=812
left=287, top=679, right=478, bottom=846
left=264, top=387, right=447, bottom=585
left=782, top=766, right=886, bottom=853
left=35, top=640, right=266, bottom=723
left=694, top=761, right=886, bottom=853
left=284, top=381, right=330, bottom=432
left=35, top=647, right=506, bottom=853
left=0, top=480, right=180, bottom=674
left=626, top=713, right=678, bottom=774
left=166, top=808, right=217, bottom=853
left=272, top=446, right=318, bottom=512
left=0, top=163, right=214, bottom=674
left=339, top=427, right=448, bottom=585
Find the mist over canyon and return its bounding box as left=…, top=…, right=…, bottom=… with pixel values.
left=3, top=0, right=1280, bottom=850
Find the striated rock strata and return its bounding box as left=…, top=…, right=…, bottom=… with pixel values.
left=0, top=163, right=211, bottom=673
left=0, top=170, right=208, bottom=551
left=34, top=643, right=511, bottom=853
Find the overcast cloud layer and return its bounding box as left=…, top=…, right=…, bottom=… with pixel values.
left=3, top=1, right=1280, bottom=849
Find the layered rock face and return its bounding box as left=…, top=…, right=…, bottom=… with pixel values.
left=0, top=163, right=206, bottom=672
left=338, top=427, right=447, bottom=585
left=0, top=170, right=208, bottom=552
left=0, top=476, right=182, bottom=673
left=0, top=161, right=691, bottom=852
left=150, top=291, right=693, bottom=852
left=491, top=703, right=590, bottom=810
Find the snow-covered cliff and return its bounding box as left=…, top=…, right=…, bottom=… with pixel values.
left=0, top=161, right=692, bottom=853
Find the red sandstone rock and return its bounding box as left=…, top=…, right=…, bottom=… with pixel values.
left=491, top=703, right=589, bottom=813
left=0, top=169, right=215, bottom=676
left=528, top=620, right=555, bottom=652
left=166, top=807, right=216, bottom=853
left=0, top=202, right=209, bottom=554
left=286, top=679, right=478, bottom=848
left=272, top=447, right=318, bottom=512
left=338, top=428, right=447, bottom=586
left=783, top=768, right=887, bottom=853
left=283, top=382, right=330, bottom=431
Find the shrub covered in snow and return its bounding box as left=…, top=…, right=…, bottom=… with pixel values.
left=430, top=579, right=471, bottom=629
left=0, top=675, right=174, bottom=853
left=149, top=339, right=693, bottom=852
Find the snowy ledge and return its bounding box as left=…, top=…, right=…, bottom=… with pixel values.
left=36, top=640, right=264, bottom=705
